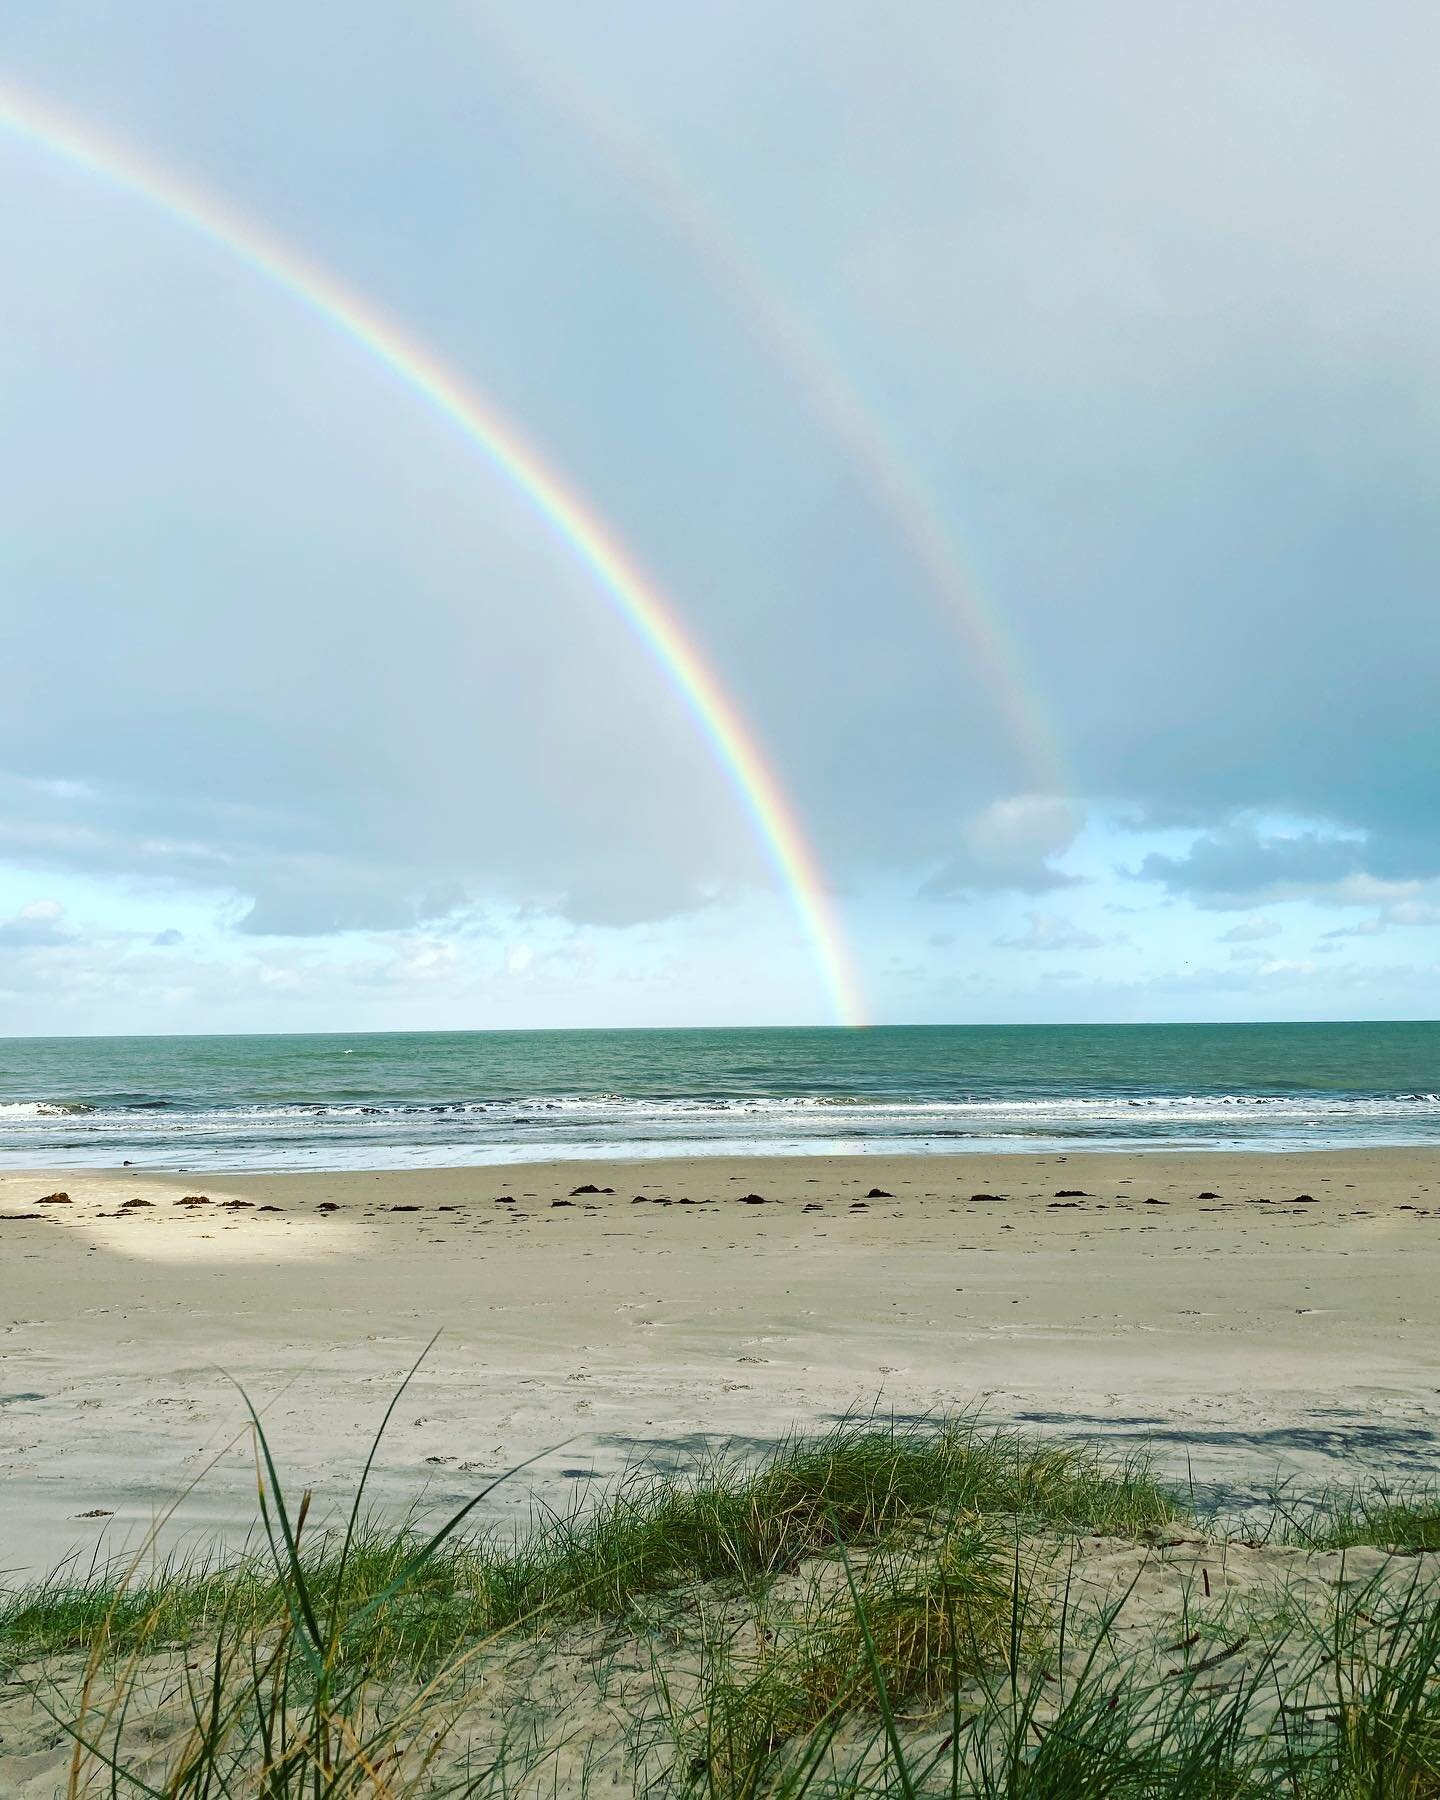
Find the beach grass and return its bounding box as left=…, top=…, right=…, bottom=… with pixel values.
left=0, top=1415, right=1177, bottom=1672
left=672, top=1551, right=1440, bottom=1797
left=4, top=1384, right=1440, bottom=1796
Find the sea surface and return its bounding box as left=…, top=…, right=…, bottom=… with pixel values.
left=0, top=1022, right=1436, bottom=1170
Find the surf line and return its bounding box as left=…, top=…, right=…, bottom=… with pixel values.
left=0, top=77, right=866, bottom=1026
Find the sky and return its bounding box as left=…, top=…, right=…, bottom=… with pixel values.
left=2, top=0, right=1438, bottom=1033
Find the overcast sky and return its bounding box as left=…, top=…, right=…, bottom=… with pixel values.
left=2, top=1, right=1438, bottom=1032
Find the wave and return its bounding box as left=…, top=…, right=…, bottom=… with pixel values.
left=3, top=1083, right=1437, bottom=1172
left=0, top=1099, right=97, bottom=1118
left=2, top=1089, right=1438, bottom=1123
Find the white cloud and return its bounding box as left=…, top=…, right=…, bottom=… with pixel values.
left=0, top=899, right=71, bottom=947
left=995, top=912, right=1103, bottom=952
left=1220, top=915, right=1281, bottom=943
left=386, top=937, right=463, bottom=984
left=1322, top=893, right=1440, bottom=938
left=925, top=797, right=1083, bottom=898
left=1390, top=900, right=1440, bottom=927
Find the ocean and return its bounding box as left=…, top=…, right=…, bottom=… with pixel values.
left=0, top=1021, right=1436, bottom=1169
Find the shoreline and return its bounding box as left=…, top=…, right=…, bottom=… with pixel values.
left=2, top=1147, right=1436, bottom=1582
left=6, top=1138, right=1440, bottom=1179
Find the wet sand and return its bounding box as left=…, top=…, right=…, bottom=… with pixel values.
left=1, top=1149, right=1437, bottom=1580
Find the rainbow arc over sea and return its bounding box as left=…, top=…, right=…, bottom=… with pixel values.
left=0, top=76, right=866, bottom=1027
left=478, top=20, right=1069, bottom=798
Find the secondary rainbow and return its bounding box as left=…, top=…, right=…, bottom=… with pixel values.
left=0, top=75, right=866, bottom=1027
left=480, top=18, right=1069, bottom=795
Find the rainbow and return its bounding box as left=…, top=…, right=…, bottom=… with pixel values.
left=477, top=19, right=1069, bottom=795
left=0, top=75, right=866, bottom=1027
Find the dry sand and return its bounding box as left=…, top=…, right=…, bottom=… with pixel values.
left=1, top=1149, right=1438, bottom=1581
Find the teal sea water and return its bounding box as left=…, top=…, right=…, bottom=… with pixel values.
left=0, top=1022, right=1436, bottom=1169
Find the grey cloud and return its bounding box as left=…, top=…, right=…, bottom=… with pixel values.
left=555, top=866, right=716, bottom=930
left=1138, top=830, right=1362, bottom=906
left=1137, top=826, right=1440, bottom=910
left=235, top=869, right=471, bottom=938
left=2, top=0, right=1439, bottom=958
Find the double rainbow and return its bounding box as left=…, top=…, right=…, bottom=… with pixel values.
left=0, top=77, right=866, bottom=1026
left=478, top=18, right=1068, bottom=796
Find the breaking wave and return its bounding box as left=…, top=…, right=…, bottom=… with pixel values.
left=1, top=1086, right=1437, bottom=1171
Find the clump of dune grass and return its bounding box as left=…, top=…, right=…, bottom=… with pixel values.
left=678, top=1521, right=1030, bottom=1797
left=677, top=1553, right=1440, bottom=1798
left=477, top=1415, right=1175, bottom=1635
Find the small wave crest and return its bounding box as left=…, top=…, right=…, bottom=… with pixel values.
left=0, top=1099, right=97, bottom=1118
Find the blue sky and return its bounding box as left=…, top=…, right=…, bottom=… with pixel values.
left=2, top=1, right=1438, bottom=1031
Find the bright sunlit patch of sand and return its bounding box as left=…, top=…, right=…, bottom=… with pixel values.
left=84, top=1214, right=360, bottom=1263
left=0, top=1173, right=363, bottom=1264
left=70, top=1187, right=361, bottom=1264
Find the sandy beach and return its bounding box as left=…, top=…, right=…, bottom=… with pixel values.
left=2, top=1148, right=1437, bottom=1581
